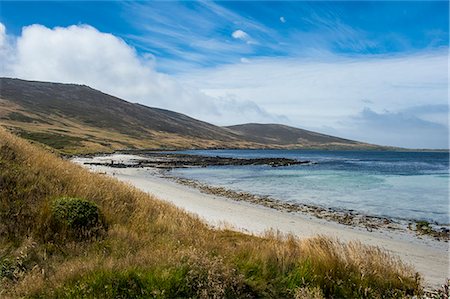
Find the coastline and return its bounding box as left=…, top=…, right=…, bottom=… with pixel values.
left=72, top=156, right=449, bottom=288
left=78, top=152, right=450, bottom=238
left=161, top=172, right=449, bottom=239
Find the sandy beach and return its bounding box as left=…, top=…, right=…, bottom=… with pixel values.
left=74, top=156, right=448, bottom=288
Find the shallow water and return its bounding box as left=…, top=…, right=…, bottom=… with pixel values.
left=171, top=150, right=449, bottom=224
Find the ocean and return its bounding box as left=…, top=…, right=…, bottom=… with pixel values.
left=171, top=150, right=449, bottom=225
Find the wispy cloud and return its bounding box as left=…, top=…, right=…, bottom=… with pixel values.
left=117, top=1, right=448, bottom=74
left=177, top=50, right=448, bottom=148
left=119, top=1, right=278, bottom=73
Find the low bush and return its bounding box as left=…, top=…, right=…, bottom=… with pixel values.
left=41, top=197, right=107, bottom=242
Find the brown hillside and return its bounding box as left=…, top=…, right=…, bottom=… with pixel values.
left=0, top=78, right=378, bottom=153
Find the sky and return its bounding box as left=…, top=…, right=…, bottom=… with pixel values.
left=0, top=1, right=448, bottom=149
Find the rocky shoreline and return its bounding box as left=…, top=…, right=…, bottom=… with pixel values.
left=160, top=171, right=449, bottom=242
left=78, top=152, right=449, bottom=242
left=84, top=152, right=312, bottom=168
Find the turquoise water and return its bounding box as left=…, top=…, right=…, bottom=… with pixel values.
left=171, top=150, right=449, bottom=224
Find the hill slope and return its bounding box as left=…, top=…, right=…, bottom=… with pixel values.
left=0, top=78, right=375, bottom=153
left=0, top=128, right=421, bottom=297
left=0, top=78, right=249, bottom=153
left=227, top=123, right=359, bottom=147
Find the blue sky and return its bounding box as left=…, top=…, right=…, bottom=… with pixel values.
left=0, top=1, right=448, bottom=148
left=2, top=1, right=448, bottom=72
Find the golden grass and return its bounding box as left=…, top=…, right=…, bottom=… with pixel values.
left=0, top=127, right=421, bottom=298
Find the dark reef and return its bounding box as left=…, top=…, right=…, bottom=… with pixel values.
left=84, top=152, right=313, bottom=168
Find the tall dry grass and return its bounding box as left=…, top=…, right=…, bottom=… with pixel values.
left=0, top=127, right=421, bottom=298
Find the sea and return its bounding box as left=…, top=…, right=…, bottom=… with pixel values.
left=171, top=150, right=450, bottom=225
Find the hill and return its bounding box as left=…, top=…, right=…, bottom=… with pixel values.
left=0, top=128, right=420, bottom=297
left=0, top=78, right=249, bottom=153
left=0, top=78, right=377, bottom=153
left=227, top=123, right=359, bottom=147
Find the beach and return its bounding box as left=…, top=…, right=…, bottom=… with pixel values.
left=73, top=155, right=448, bottom=289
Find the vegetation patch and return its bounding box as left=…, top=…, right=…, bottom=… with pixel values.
left=0, top=257, right=15, bottom=280
left=45, top=259, right=252, bottom=299
left=48, top=268, right=190, bottom=299
left=16, top=130, right=84, bottom=149
left=6, top=112, right=50, bottom=124
left=40, top=197, right=107, bottom=242
left=411, top=220, right=449, bottom=241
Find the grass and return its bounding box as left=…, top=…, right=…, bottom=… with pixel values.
left=15, top=130, right=84, bottom=150
left=0, top=127, right=422, bottom=298
left=6, top=112, right=50, bottom=124
left=15, top=131, right=83, bottom=150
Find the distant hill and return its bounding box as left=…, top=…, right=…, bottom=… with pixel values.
left=227, top=123, right=359, bottom=147
left=0, top=78, right=378, bottom=153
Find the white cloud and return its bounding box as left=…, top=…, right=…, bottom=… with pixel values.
left=0, top=23, right=5, bottom=46
left=0, top=23, right=282, bottom=126
left=280, top=16, right=286, bottom=23
left=178, top=51, right=448, bottom=148
left=342, top=108, right=448, bottom=149
left=232, top=29, right=249, bottom=40
left=0, top=23, right=15, bottom=75
left=231, top=29, right=257, bottom=45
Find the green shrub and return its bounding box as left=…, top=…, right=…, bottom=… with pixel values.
left=42, top=197, right=107, bottom=242
left=0, top=257, right=15, bottom=280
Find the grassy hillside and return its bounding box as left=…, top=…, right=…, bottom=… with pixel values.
left=227, top=123, right=361, bottom=148
left=0, top=78, right=253, bottom=154
left=0, top=78, right=378, bottom=154
left=0, top=128, right=421, bottom=298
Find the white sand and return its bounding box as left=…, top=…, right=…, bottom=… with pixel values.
left=74, top=158, right=449, bottom=288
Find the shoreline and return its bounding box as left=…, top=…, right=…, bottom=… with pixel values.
left=72, top=155, right=449, bottom=288
left=161, top=171, right=449, bottom=240
left=77, top=152, right=450, bottom=233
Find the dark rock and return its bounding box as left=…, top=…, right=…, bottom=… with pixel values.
left=84, top=152, right=313, bottom=169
